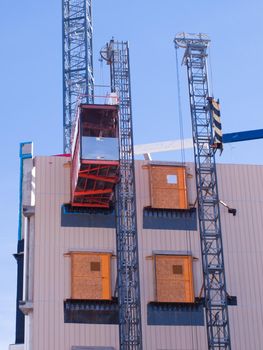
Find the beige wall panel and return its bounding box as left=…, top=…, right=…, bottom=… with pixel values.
left=215, top=163, right=263, bottom=350
left=33, top=157, right=118, bottom=350
left=134, top=161, right=206, bottom=350
left=31, top=157, right=263, bottom=350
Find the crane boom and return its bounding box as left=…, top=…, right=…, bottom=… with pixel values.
left=174, top=33, right=232, bottom=350
left=223, top=128, right=263, bottom=143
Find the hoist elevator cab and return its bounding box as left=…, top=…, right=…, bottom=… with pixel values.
left=71, top=104, right=119, bottom=208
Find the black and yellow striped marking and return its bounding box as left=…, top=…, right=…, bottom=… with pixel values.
left=209, top=98, right=223, bottom=147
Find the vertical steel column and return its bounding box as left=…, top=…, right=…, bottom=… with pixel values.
left=62, top=0, right=94, bottom=153
left=103, top=40, right=143, bottom=350
left=174, top=33, right=231, bottom=350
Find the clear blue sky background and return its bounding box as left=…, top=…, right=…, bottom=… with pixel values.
left=0, top=0, right=263, bottom=348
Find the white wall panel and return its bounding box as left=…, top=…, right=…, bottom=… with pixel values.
left=30, top=157, right=263, bottom=350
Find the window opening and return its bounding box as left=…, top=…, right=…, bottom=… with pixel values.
left=167, top=174, right=177, bottom=184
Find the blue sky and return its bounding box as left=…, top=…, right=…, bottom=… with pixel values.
left=0, top=0, right=263, bottom=348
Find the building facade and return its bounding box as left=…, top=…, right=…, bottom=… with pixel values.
left=10, top=151, right=263, bottom=350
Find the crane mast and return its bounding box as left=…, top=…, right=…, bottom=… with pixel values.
left=101, top=39, right=143, bottom=350
left=174, top=33, right=231, bottom=350
left=62, top=0, right=94, bottom=153
left=63, top=0, right=143, bottom=346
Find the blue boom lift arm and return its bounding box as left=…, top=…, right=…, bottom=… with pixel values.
left=223, top=129, right=263, bottom=143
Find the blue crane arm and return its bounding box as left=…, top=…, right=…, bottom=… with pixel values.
left=223, top=129, right=263, bottom=143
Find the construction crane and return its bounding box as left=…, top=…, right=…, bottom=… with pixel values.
left=100, top=39, right=143, bottom=350
left=63, top=1, right=143, bottom=348
left=62, top=0, right=94, bottom=154
left=174, top=33, right=232, bottom=349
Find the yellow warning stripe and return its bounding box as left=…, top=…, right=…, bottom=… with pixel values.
left=214, top=126, right=222, bottom=137
left=213, top=112, right=221, bottom=124
left=212, top=99, right=220, bottom=111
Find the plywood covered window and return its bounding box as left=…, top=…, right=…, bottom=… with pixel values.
left=149, top=165, right=188, bottom=209
left=154, top=254, right=194, bottom=303
left=71, top=252, right=112, bottom=300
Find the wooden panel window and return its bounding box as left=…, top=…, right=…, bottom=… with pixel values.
left=149, top=165, right=188, bottom=209
left=71, top=252, right=112, bottom=300
left=155, top=254, right=194, bottom=303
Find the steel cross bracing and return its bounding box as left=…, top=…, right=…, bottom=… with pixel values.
left=62, top=0, right=94, bottom=153
left=102, top=40, right=143, bottom=350
left=174, top=33, right=231, bottom=350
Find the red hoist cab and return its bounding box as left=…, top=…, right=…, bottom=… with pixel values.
left=71, top=104, right=119, bottom=208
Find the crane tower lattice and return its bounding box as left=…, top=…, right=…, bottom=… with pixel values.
left=174, top=33, right=232, bottom=350
left=63, top=1, right=143, bottom=344
left=63, top=0, right=94, bottom=153
left=101, top=39, right=143, bottom=350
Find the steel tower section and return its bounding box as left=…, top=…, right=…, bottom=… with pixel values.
left=62, top=0, right=94, bottom=153
left=174, top=33, right=231, bottom=350
left=101, top=40, right=143, bottom=350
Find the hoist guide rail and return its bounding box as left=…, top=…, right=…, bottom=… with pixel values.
left=174, top=33, right=232, bottom=350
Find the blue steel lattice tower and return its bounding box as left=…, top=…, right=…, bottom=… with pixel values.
left=63, top=0, right=143, bottom=347
left=62, top=0, right=94, bottom=154
left=174, top=33, right=232, bottom=350
left=101, top=39, right=143, bottom=350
